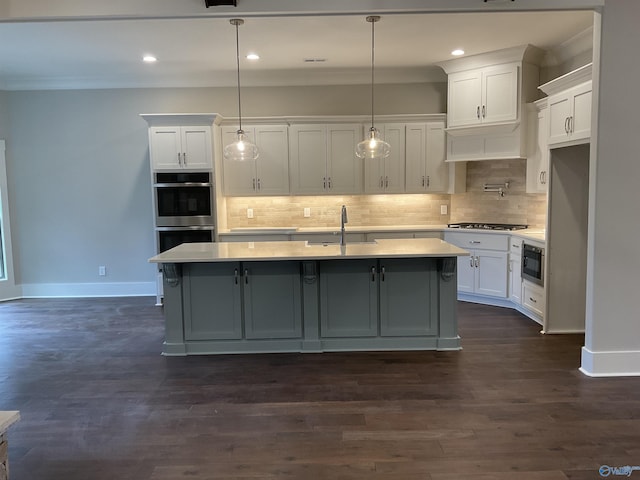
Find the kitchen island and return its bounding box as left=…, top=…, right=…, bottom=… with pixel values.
left=149, top=238, right=469, bottom=355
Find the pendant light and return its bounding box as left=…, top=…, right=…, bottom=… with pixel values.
left=223, top=18, right=259, bottom=162
left=356, top=15, right=391, bottom=160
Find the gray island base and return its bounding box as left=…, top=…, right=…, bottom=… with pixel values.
left=149, top=238, right=469, bottom=356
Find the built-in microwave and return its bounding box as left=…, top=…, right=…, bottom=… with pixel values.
left=522, top=242, right=545, bottom=286
left=154, top=172, right=213, bottom=227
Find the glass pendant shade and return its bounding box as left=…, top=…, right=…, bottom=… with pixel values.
left=356, top=127, right=391, bottom=159
left=223, top=130, right=259, bottom=162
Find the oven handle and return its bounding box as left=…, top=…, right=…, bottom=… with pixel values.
left=155, top=226, right=215, bottom=232
left=153, top=182, right=212, bottom=187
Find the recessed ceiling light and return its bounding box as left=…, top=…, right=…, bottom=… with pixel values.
left=246, top=53, right=260, bottom=61
left=143, top=55, right=157, bottom=63
left=451, top=49, right=465, bottom=56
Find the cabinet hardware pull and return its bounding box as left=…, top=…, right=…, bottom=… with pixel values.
left=509, top=262, right=512, bottom=272
left=371, top=266, right=376, bottom=282
left=427, top=176, right=430, bottom=187
left=529, top=297, right=537, bottom=303
left=328, top=177, right=332, bottom=189
left=565, top=117, right=570, bottom=134
left=569, top=116, right=574, bottom=133
left=244, top=269, right=249, bottom=284
left=234, top=268, right=239, bottom=285
left=323, top=177, right=326, bottom=189
left=252, top=178, right=256, bottom=190
left=477, top=106, right=480, bottom=119
left=183, top=153, right=187, bottom=165
left=422, top=176, right=425, bottom=187
left=381, top=266, right=386, bottom=281
left=380, top=176, right=384, bottom=188
left=257, top=178, right=261, bottom=190
left=475, top=256, right=479, bottom=268
left=482, top=105, right=486, bottom=118
left=177, top=152, right=181, bottom=165
left=470, top=257, right=474, bottom=268
left=469, top=240, right=481, bottom=244
left=385, top=176, right=389, bottom=188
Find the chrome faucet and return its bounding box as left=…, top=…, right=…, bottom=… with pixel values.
left=340, top=205, right=348, bottom=246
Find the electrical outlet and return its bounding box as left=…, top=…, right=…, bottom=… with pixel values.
left=247, top=208, right=254, bottom=219
left=98, top=266, right=106, bottom=276
left=440, top=205, right=448, bottom=215
left=304, top=207, right=311, bottom=218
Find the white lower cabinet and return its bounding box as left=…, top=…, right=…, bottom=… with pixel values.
left=444, top=232, right=509, bottom=299
left=522, top=280, right=545, bottom=319
left=509, top=239, right=523, bottom=305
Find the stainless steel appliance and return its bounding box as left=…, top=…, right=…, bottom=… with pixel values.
left=156, top=226, right=214, bottom=253
left=448, top=222, right=528, bottom=231
left=522, top=242, right=545, bottom=286
left=154, top=172, right=213, bottom=227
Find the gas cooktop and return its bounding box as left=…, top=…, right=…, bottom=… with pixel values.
left=447, top=222, right=528, bottom=231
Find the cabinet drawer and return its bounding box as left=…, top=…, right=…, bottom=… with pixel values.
left=444, top=232, right=509, bottom=251
left=509, top=238, right=523, bottom=254
left=523, top=282, right=545, bottom=317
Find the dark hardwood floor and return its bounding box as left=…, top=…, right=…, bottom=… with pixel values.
left=1, top=297, right=639, bottom=479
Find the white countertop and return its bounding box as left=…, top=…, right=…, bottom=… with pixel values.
left=0, top=410, right=20, bottom=434
left=149, top=238, right=470, bottom=263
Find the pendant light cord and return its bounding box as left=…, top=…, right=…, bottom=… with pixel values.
left=233, top=19, right=243, bottom=132
left=370, top=17, right=375, bottom=130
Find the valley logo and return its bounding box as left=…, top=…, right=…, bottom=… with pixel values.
left=599, top=465, right=640, bottom=477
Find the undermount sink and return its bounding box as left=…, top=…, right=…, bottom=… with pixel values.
left=305, top=240, right=378, bottom=246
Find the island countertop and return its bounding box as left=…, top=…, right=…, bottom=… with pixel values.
left=149, top=238, right=470, bottom=264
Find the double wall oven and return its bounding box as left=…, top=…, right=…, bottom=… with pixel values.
left=154, top=172, right=215, bottom=252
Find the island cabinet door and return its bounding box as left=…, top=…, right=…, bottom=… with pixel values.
left=319, top=260, right=378, bottom=337
left=242, top=261, right=303, bottom=339
left=379, top=258, right=437, bottom=336
left=183, top=263, right=242, bottom=340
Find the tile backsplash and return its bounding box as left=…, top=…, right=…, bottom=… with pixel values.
left=223, top=159, right=547, bottom=229
left=450, top=159, right=547, bottom=228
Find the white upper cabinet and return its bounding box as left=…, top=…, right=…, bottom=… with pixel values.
left=405, top=122, right=448, bottom=193
left=448, top=63, right=519, bottom=128
left=539, top=63, right=592, bottom=148
left=141, top=114, right=219, bottom=172
left=289, top=124, right=363, bottom=195
left=149, top=125, right=213, bottom=171
left=221, top=125, right=290, bottom=196
left=364, top=124, right=405, bottom=193
left=526, top=100, right=549, bottom=194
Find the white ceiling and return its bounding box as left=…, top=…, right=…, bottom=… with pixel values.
left=0, top=10, right=594, bottom=90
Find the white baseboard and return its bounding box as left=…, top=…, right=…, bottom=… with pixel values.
left=580, top=346, right=640, bottom=377
left=21, top=281, right=156, bottom=298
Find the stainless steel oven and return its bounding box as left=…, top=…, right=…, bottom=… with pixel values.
left=522, top=243, right=545, bottom=286
left=154, top=172, right=213, bottom=227
left=156, top=226, right=214, bottom=253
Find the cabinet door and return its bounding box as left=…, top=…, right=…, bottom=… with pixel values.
left=183, top=263, right=242, bottom=340
left=289, top=125, right=328, bottom=194
left=526, top=105, right=549, bottom=193
left=149, top=126, right=182, bottom=170
left=181, top=126, right=213, bottom=169
left=320, top=260, right=377, bottom=337
left=424, top=122, right=448, bottom=192
left=456, top=254, right=476, bottom=294
left=448, top=69, right=483, bottom=127
left=364, top=156, right=385, bottom=193
left=254, top=125, right=290, bottom=195
left=243, top=261, right=302, bottom=339
left=509, top=254, right=522, bottom=304
left=327, top=124, right=363, bottom=194
left=405, top=123, right=427, bottom=192
left=221, top=127, right=257, bottom=195
left=570, top=83, right=592, bottom=142
left=475, top=251, right=508, bottom=298
left=381, top=123, right=406, bottom=193
left=482, top=63, right=519, bottom=124
left=547, top=93, right=572, bottom=145
left=379, top=258, right=436, bottom=336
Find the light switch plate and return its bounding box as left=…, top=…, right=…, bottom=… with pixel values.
left=441, top=205, right=448, bottom=215
left=304, top=207, right=311, bottom=217
left=247, top=208, right=254, bottom=219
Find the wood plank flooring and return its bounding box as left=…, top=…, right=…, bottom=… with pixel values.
left=0, top=297, right=639, bottom=479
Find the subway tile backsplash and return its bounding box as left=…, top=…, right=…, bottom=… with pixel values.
left=223, top=159, right=547, bottom=229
